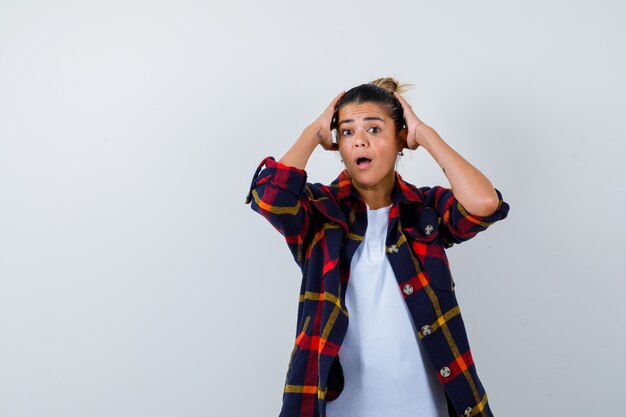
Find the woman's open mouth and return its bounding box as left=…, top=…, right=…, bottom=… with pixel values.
left=355, top=157, right=372, bottom=169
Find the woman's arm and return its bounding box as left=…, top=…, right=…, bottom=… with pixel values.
left=414, top=124, right=499, bottom=216
left=246, top=91, right=346, bottom=268
left=279, top=90, right=345, bottom=170
left=393, top=92, right=499, bottom=217
left=278, top=125, right=323, bottom=170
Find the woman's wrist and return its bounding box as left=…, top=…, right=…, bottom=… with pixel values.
left=278, top=125, right=320, bottom=170
left=415, top=123, right=439, bottom=152
left=298, top=124, right=320, bottom=152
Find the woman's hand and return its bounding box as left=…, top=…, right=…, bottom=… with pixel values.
left=309, top=90, right=346, bottom=151
left=393, top=91, right=428, bottom=150
left=278, top=90, right=346, bottom=170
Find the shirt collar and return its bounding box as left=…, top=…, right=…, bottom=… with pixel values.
left=327, top=169, right=424, bottom=205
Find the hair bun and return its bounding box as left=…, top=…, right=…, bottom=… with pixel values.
left=369, top=77, right=412, bottom=95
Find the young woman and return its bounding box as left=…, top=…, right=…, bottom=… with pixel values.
left=246, top=78, right=510, bottom=417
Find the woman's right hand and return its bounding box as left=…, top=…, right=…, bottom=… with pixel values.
left=309, top=90, right=346, bottom=151
left=278, top=90, right=346, bottom=170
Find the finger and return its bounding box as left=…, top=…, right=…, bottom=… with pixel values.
left=393, top=91, right=411, bottom=110
left=394, top=92, right=420, bottom=123
left=333, top=90, right=346, bottom=104
left=395, top=92, right=417, bottom=116
left=327, top=90, right=346, bottom=113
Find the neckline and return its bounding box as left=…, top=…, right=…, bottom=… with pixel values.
left=365, top=202, right=393, bottom=214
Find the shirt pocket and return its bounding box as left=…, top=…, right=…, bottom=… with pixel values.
left=402, top=206, right=440, bottom=242
left=401, top=208, right=455, bottom=292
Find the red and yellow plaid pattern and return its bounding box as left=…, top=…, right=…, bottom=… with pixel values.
left=246, top=156, right=510, bottom=417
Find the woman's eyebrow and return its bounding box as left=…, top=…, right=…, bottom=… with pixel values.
left=338, top=116, right=385, bottom=127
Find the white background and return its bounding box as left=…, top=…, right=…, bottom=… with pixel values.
left=1, top=1, right=625, bottom=416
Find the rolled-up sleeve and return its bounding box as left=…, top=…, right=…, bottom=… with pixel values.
left=245, top=156, right=311, bottom=267
left=422, top=185, right=510, bottom=248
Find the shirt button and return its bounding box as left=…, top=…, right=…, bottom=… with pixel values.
left=421, top=325, right=432, bottom=336
left=424, top=224, right=434, bottom=235
left=439, top=366, right=451, bottom=377
left=387, top=244, right=399, bottom=253
left=403, top=284, right=414, bottom=295
left=464, top=407, right=473, bottom=416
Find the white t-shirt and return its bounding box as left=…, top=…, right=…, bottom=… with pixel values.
left=326, top=203, right=449, bottom=417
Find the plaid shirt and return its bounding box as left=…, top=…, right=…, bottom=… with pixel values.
left=245, top=156, right=510, bottom=417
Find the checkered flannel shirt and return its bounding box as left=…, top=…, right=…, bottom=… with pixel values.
left=245, top=156, right=510, bottom=417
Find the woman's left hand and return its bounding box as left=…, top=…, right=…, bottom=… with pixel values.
left=393, top=92, right=428, bottom=150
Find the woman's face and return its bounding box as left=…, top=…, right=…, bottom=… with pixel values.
left=336, top=101, right=404, bottom=192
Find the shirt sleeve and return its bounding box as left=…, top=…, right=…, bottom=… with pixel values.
left=245, top=156, right=311, bottom=268
left=421, top=185, right=510, bottom=248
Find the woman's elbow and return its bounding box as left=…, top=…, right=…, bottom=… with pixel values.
left=469, top=196, right=500, bottom=217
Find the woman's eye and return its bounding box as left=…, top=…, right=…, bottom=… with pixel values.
left=367, top=126, right=381, bottom=133
left=341, top=129, right=352, bottom=136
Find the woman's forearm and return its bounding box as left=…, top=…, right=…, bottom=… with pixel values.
left=417, top=124, right=500, bottom=217
left=278, top=125, right=321, bottom=171
left=279, top=91, right=344, bottom=170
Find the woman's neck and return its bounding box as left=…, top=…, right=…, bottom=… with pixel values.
left=352, top=175, right=395, bottom=210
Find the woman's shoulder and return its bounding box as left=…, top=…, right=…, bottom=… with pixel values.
left=303, top=181, right=340, bottom=205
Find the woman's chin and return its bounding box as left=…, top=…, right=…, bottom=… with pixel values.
left=348, top=169, right=392, bottom=189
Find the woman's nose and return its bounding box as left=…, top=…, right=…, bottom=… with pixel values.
left=354, top=130, right=368, bottom=147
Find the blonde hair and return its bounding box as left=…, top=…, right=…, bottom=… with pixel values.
left=369, top=77, right=413, bottom=95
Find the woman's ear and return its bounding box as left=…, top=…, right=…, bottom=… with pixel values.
left=397, top=127, right=408, bottom=150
